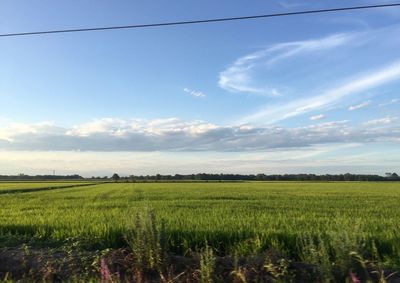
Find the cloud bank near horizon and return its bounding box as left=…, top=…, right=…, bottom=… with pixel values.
left=0, top=117, right=399, bottom=152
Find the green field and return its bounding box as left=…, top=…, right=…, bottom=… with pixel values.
left=1, top=182, right=399, bottom=250
left=1, top=181, right=400, bottom=281
left=0, top=181, right=93, bottom=193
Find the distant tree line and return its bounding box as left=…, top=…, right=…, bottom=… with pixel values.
left=0, top=172, right=399, bottom=182
left=117, top=172, right=400, bottom=182
left=0, top=174, right=84, bottom=181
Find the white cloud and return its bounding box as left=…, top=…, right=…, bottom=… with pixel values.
left=309, top=120, right=349, bottom=128
left=310, top=114, right=326, bottom=121
left=0, top=122, right=59, bottom=141
left=66, top=118, right=129, bottom=137
left=238, top=61, right=400, bottom=125
left=379, top=98, right=400, bottom=106
left=0, top=117, right=398, bottom=152
left=218, top=33, right=353, bottom=96
left=66, top=118, right=218, bottom=138
left=219, top=25, right=400, bottom=124
left=348, top=100, right=371, bottom=111
left=183, top=88, right=206, bottom=98
left=364, top=116, right=398, bottom=126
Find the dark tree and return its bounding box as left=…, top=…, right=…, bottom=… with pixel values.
left=112, top=173, right=120, bottom=182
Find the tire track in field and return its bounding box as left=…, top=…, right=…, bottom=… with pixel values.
left=0, top=183, right=103, bottom=195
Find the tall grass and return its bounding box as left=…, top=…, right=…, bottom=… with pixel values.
left=199, top=243, right=215, bottom=283
left=125, top=209, right=166, bottom=271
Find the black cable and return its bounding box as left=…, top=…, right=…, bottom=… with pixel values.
left=1, top=3, right=399, bottom=38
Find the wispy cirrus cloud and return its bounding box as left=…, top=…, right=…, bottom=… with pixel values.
left=310, top=114, right=326, bottom=121
left=379, top=98, right=400, bottom=106
left=238, top=61, right=400, bottom=125
left=218, top=33, right=353, bottom=96
left=183, top=88, right=206, bottom=98
left=348, top=100, right=371, bottom=111
left=220, top=25, right=400, bottom=125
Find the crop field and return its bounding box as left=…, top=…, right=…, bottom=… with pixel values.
left=1, top=181, right=400, bottom=281
left=1, top=182, right=400, bottom=251
left=0, top=181, right=93, bottom=193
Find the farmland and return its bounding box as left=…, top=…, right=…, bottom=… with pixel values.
left=0, top=181, right=92, bottom=192
left=1, top=181, right=400, bottom=282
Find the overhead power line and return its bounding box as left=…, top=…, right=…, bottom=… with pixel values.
left=1, top=3, right=400, bottom=38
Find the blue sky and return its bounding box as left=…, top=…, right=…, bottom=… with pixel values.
left=0, top=0, right=399, bottom=176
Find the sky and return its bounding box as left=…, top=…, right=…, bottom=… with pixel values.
left=0, top=0, right=399, bottom=177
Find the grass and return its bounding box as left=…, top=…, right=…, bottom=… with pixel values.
left=0, top=181, right=400, bottom=281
